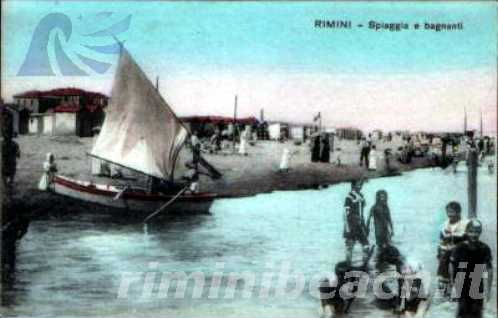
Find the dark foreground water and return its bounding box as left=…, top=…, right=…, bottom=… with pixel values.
left=2, top=165, right=497, bottom=317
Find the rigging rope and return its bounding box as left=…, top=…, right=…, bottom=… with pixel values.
left=143, top=186, right=189, bottom=224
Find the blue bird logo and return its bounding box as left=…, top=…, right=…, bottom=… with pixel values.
left=18, top=12, right=132, bottom=76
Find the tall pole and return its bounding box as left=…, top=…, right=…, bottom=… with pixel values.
left=232, top=95, right=237, bottom=152
left=467, top=125, right=478, bottom=219
left=468, top=142, right=478, bottom=218
left=319, top=112, right=322, bottom=134
left=0, top=103, right=3, bottom=300
left=155, top=76, right=159, bottom=91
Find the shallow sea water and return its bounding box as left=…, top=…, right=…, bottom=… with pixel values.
left=2, top=165, right=497, bottom=318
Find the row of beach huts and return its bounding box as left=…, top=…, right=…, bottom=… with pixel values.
left=1, top=87, right=475, bottom=144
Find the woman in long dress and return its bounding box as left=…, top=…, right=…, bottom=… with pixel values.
left=91, top=131, right=104, bottom=175
left=38, top=153, right=57, bottom=190
left=279, top=148, right=290, bottom=172
left=368, top=145, right=378, bottom=170
left=239, top=126, right=249, bottom=156
left=311, top=135, right=320, bottom=162
left=320, top=134, right=330, bottom=163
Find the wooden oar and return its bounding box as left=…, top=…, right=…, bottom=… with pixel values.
left=143, top=186, right=188, bottom=224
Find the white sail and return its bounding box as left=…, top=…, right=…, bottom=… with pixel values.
left=91, top=49, right=188, bottom=179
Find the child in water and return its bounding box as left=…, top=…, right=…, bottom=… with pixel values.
left=437, top=201, right=468, bottom=296
left=343, top=180, right=370, bottom=263
left=319, top=260, right=371, bottom=317
left=367, top=190, right=394, bottom=249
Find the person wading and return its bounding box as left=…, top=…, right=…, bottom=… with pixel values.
left=374, top=256, right=431, bottom=318
left=318, top=261, right=350, bottom=317
left=437, top=201, right=468, bottom=296
left=450, top=219, right=493, bottom=318
left=343, top=179, right=369, bottom=263
left=367, top=190, right=394, bottom=250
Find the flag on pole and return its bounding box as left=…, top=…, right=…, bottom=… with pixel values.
left=313, top=112, right=321, bottom=122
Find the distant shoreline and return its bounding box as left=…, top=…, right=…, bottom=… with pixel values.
left=11, top=135, right=452, bottom=216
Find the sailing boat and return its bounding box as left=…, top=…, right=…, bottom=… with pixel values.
left=46, top=49, right=219, bottom=213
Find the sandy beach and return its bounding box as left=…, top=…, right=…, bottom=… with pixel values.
left=11, top=135, right=438, bottom=213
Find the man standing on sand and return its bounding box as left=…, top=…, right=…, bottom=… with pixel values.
left=343, top=179, right=370, bottom=263
left=359, top=138, right=370, bottom=168
left=441, top=134, right=449, bottom=160
left=450, top=219, right=493, bottom=318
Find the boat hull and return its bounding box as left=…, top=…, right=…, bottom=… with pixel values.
left=51, top=175, right=216, bottom=213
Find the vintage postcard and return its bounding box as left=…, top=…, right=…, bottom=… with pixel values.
left=1, top=1, right=496, bottom=317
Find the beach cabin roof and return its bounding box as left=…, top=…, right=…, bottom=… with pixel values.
left=53, top=103, right=103, bottom=113
left=180, top=115, right=259, bottom=125
left=14, top=87, right=107, bottom=99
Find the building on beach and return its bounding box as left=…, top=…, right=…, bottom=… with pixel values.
left=28, top=112, right=53, bottom=135
left=335, top=127, right=363, bottom=140
left=288, top=123, right=315, bottom=141
left=290, top=126, right=305, bottom=141
left=12, top=88, right=108, bottom=137
left=180, top=115, right=259, bottom=138
left=268, top=122, right=289, bottom=140
left=371, top=129, right=383, bottom=141
left=323, top=126, right=336, bottom=134
left=1, top=103, right=31, bottom=135
left=267, top=121, right=320, bottom=142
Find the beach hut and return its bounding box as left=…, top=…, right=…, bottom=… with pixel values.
left=268, top=122, right=289, bottom=140
left=324, top=127, right=336, bottom=134
left=256, top=121, right=269, bottom=140
left=336, top=127, right=363, bottom=140
left=180, top=116, right=259, bottom=139
left=14, top=87, right=108, bottom=137
left=53, top=106, right=77, bottom=135
left=2, top=104, right=20, bottom=135
left=38, top=103, right=105, bottom=137
left=268, top=123, right=281, bottom=140
left=28, top=112, right=54, bottom=135
left=290, top=125, right=305, bottom=141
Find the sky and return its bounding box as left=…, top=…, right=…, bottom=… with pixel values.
left=1, top=1, right=497, bottom=133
